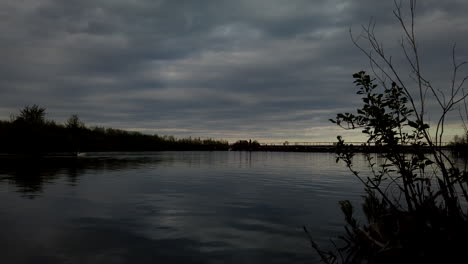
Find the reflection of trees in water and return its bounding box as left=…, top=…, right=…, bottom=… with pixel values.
left=0, top=157, right=161, bottom=198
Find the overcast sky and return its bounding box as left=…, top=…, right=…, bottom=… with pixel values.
left=1, top=0, right=468, bottom=142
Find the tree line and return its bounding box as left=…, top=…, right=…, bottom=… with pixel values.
left=0, top=105, right=229, bottom=154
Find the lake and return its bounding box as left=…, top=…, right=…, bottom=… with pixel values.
left=0, top=151, right=368, bottom=263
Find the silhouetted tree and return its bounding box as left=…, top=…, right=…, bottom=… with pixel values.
left=230, top=140, right=261, bottom=151
left=15, top=105, right=46, bottom=125
left=308, top=1, right=468, bottom=263
left=66, top=114, right=84, bottom=129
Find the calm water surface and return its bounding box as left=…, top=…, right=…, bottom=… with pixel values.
left=0, top=151, right=368, bottom=263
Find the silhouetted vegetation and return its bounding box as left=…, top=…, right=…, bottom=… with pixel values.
left=449, top=134, right=468, bottom=156
left=0, top=106, right=229, bottom=154
left=308, top=1, right=468, bottom=263
left=311, top=72, right=468, bottom=263
left=230, top=140, right=261, bottom=151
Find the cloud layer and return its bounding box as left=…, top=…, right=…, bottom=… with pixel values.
left=1, top=0, right=468, bottom=142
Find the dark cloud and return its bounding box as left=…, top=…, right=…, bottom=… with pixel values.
left=1, top=0, right=468, bottom=142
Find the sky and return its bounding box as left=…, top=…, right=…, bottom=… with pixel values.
left=1, top=0, right=468, bottom=143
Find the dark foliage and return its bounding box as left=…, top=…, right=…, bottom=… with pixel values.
left=307, top=72, right=468, bottom=264
left=449, top=134, right=468, bottom=156
left=0, top=106, right=229, bottom=154
left=307, top=0, right=468, bottom=262
left=230, top=140, right=261, bottom=151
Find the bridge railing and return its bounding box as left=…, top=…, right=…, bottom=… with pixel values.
left=259, top=142, right=451, bottom=147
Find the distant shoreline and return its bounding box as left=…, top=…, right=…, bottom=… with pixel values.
left=0, top=144, right=457, bottom=157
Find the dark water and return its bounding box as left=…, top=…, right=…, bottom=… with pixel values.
left=0, top=151, right=367, bottom=263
